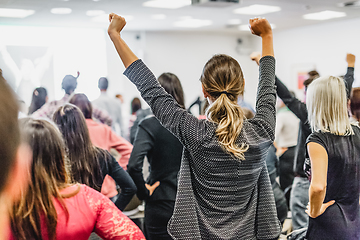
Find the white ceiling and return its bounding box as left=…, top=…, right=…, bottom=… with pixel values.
left=0, top=0, right=359, bottom=33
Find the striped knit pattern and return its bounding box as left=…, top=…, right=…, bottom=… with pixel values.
left=124, top=56, right=281, bottom=240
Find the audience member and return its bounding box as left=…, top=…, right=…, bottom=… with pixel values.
left=350, top=87, right=360, bottom=122
left=109, top=15, right=281, bottom=239
left=251, top=52, right=355, bottom=231
left=10, top=118, right=145, bottom=240
left=0, top=69, right=31, bottom=240
left=53, top=104, right=136, bottom=210
left=127, top=72, right=184, bottom=240
left=28, top=87, right=48, bottom=115
left=304, top=75, right=360, bottom=239
left=69, top=93, right=133, bottom=203
left=128, top=97, right=142, bottom=139
left=93, top=77, right=125, bottom=136
left=275, top=93, right=299, bottom=192
left=31, top=73, right=113, bottom=126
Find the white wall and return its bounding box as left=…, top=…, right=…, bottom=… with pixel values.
left=273, top=17, right=360, bottom=100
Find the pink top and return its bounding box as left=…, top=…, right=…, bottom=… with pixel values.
left=10, top=184, right=145, bottom=240
left=85, top=119, right=133, bottom=198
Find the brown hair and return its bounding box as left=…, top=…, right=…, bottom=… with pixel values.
left=201, top=54, right=248, bottom=160
left=350, top=87, right=360, bottom=121
left=53, top=104, right=104, bottom=191
left=303, top=70, right=320, bottom=89
left=131, top=97, right=142, bottom=114
left=11, top=118, right=70, bottom=240
left=69, top=93, right=92, bottom=119
left=0, top=69, right=20, bottom=193
left=158, top=73, right=185, bottom=109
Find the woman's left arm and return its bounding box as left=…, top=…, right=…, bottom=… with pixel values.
left=306, top=142, right=334, bottom=218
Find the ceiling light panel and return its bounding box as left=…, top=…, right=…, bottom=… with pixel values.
left=233, top=4, right=281, bottom=15
left=51, top=8, right=72, bottom=14
left=174, top=18, right=212, bottom=28
left=0, top=8, right=35, bottom=18
left=143, top=0, right=191, bottom=9
left=303, top=11, right=346, bottom=20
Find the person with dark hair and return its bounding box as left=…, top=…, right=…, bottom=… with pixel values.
left=10, top=118, right=145, bottom=240
left=53, top=104, right=136, bottom=210
left=69, top=93, right=133, bottom=204
left=250, top=52, right=355, bottom=231
left=28, top=87, right=48, bottom=115
left=350, top=87, right=360, bottom=122
left=109, top=14, right=281, bottom=239
left=31, top=73, right=113, bottom=126
left=93, top=77, right=125, bottom=136
left=127, top=72, right=185, bottom=240
left=0, top=69, right=32, bottom=240
left=131, top=97, right=141, bottom=114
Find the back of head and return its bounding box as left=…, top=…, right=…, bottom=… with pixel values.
left=131, top=97, right=142, bottom=114
left=62, top=73, right=79, bottom=95
left=28, top=87, right=48, bottom=115
left=13, top=118, right=70, bottom=239
left=201, top=54, right=248, bottom=160
left=303, top=70, right=320, bottom=90
left=69, top=93, right=92, bottom=119
left=0, top=70, right=20, bottom=194
left=158, top=73, right=185, bottom=109
left=53, top=104, right=102, bottom=191
left=98, top=77, right=109, bottom=90
left=350, top=87, right=360, bottom=122
left=306, top=76, right=353, bottom=136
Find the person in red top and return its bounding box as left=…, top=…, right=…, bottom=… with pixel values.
left=10, top=118, right=144, bottom=240
left=69, top=93, right=133, bottom=200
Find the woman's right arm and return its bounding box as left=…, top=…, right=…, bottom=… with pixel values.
left=249, top=18, right=277, bottom=141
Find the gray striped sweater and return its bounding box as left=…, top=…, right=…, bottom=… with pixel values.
left=124, top=56, right=281, bottom=240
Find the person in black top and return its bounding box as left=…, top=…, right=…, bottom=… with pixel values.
left=251, top=52, right=355, bottom=230
left=53, top=103, right=136, bottom=210
left=304, top=74, right=359, bottom=240
left=127, top=72, right=185, bottom=240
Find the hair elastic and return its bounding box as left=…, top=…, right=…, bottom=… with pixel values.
left=220, top=91, right=229, bottom=95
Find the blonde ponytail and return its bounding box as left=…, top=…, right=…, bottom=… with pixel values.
left=202, top=54, right=248, bottom=160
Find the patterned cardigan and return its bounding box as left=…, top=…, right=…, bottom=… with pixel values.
left=124, top=56, right=281, bottom=240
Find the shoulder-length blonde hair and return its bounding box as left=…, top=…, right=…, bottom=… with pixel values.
left=306, top=76, right=353, bottom=136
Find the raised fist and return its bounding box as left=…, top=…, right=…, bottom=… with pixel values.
left=250, top=52, right=261, bottom=66
left=346, top=53, right=355, bottom=67
left=108, top=13, right=126, bottom=37
left=249, top=18, right=272, bottom=37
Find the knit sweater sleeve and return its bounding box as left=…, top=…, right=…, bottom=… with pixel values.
left=124, top=60, right=207, bottom=151
left=249, top=56, right=277, bottom=141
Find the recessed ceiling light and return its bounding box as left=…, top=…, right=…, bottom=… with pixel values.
left=92, top=14, right=134, bottom=23
left=143, top=0, right=191, bottom=9
left=303, top=10, right=346, bottom=20
left=50, top=8, right=72, bottom=14
left=151, top=14, right=166, bottom=20
left=227, top=19, right=241, bottom=25
left=239, top=23, right=276, bottom=31
left=0, top=8, right=35, bottom=18
left=86, top=10, right=105, bottom=17
left=233, top=4, right=281, bottom=15
left=174, top=18, right=212, bottom=28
